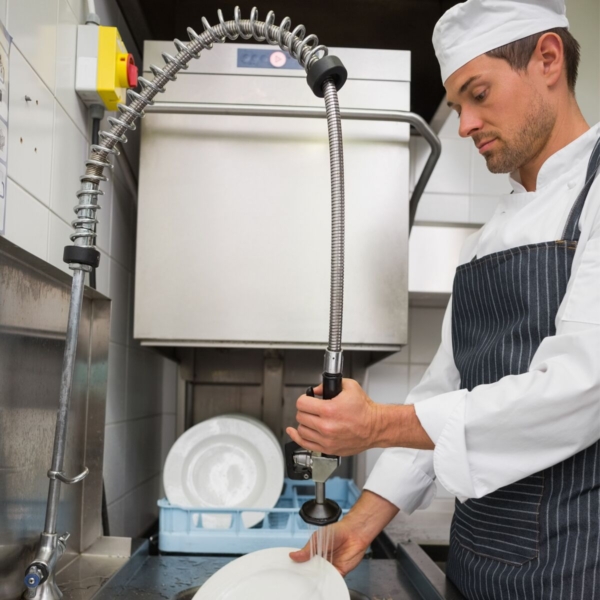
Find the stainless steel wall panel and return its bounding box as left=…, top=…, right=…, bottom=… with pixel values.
left=135, top=114, right=409, bottom=349
left=193, top=349, right=264, bottom=384
left=283, top=350, right=327, bottom=385
left=192, top=384, right=264, bottom=423
left=81, top=300, right=110, bottom=552
left=0, top=238, right=109, bottom=599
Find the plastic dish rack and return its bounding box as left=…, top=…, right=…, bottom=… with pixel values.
left=158, top=477, right=360, bottom=554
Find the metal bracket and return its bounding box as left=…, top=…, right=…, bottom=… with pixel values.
left=310, top=454, right=341, bottom=483
left=48, top=467, right=89, bottom=485
left=292, top=451, right=340, bottom=483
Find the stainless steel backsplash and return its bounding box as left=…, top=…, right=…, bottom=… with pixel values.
left=0, top=237, right=109, bottom=600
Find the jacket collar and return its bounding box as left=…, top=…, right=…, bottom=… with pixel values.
left=509, top=122, right=600, bottom=193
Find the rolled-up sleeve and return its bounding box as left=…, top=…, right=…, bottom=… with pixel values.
left=364, top=300, right=462, bottom=513
left=363, top=447, right=437, bottom=514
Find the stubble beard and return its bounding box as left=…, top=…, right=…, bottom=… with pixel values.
left=481, top=92, right=556, bottom=175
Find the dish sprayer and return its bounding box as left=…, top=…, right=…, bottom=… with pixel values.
left=23, top=7, right=347, bottom=598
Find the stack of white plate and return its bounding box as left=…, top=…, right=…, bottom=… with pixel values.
left=163, top=414, right=285, bottom=528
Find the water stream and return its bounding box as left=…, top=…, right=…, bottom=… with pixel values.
left=310, top=525, right=335, bottom=563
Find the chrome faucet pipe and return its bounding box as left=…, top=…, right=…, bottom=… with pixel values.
left=43, top=270, right=87, bottom=535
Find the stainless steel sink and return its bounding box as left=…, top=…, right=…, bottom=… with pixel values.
left=93, top=542, right=465, bottom=600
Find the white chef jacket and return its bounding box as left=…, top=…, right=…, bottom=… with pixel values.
left=364, top=123, right=600, bottom=513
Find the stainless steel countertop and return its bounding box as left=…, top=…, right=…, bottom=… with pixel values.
left=89, top=541, right=464, bottom=600
left=55, top=538, right=142, bottom=600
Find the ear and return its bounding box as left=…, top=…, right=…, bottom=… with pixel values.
left=532, top=32, right=565, bottom=89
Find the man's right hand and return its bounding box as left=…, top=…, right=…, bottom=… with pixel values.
left=289, top=490, right=400, bottom=576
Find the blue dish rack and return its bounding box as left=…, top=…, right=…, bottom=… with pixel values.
left=158, top=477, right=360, bottom=554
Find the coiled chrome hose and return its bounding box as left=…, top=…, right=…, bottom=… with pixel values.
left=322, top=81, right=344, bottom=353
left=72, top=5, right=345, bottom=353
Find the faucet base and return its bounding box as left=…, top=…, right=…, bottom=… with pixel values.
left=23, top=574, right=63, bottom=600
left=23, top=532, right=69, bottom=600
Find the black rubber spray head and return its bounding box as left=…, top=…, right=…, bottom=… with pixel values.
left=299, top=498, right=342, bottom=527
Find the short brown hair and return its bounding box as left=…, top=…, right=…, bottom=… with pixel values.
left=486, top=28, right=581, bottom=92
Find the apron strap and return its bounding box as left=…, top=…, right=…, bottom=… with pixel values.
left=562, top=136, right=600, bottom=241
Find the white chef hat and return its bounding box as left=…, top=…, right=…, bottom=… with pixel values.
left=433, top=0, right=570, bottom=83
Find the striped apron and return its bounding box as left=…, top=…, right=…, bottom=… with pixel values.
left=446, top=138, right=600, bottom=600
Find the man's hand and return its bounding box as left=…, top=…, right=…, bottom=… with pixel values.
left=286, top=379, right=383, bottom=456
left=290, top=490, right=400, bottom=576
left=289, top=518, right=369, bottom=576
left=285, top=378, right=434, bottom=456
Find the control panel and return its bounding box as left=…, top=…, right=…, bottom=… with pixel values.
left=237, top=48, right=303, bottom=71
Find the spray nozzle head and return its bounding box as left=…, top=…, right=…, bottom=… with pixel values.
left=299, top=497, right=342, bottom=526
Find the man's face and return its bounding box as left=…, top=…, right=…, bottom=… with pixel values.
left=445, top=54, right=556, bottom=174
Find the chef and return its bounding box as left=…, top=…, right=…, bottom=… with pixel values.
left=286, top=0, right=600, bottom=597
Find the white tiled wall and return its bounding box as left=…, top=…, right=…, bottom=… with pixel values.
left=569, top=0, right=600, bottom=126
left=411, top=112, right=513, bottom=227
left=0, top=0, right=177, bottom=538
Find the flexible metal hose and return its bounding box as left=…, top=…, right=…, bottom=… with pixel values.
left=322, top=79, right=345, bottom=353
left=72, top=5, right=345, bottom=352
left=74, top=7, right=333, bottom=245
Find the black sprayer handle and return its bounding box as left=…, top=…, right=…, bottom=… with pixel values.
left=322, top=372, right=342, bottom=399
left=306, top=372, right=342, bottom=400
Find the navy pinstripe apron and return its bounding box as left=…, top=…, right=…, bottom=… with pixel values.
left=446, top=138, right=600, bottom=600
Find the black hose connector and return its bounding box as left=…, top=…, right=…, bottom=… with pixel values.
left=63, top=245, right=101, bottom=268
left=307, top=55, right=348, bottom=98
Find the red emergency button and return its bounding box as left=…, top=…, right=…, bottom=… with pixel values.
left=126, top=54, right=138, bottom=88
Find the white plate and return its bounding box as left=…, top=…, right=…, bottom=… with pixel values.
left=193, top=547, right=350, bottom=600
left=163, top=416, right=284, bottom=528
left=225, top=413, right=283, bottom=459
